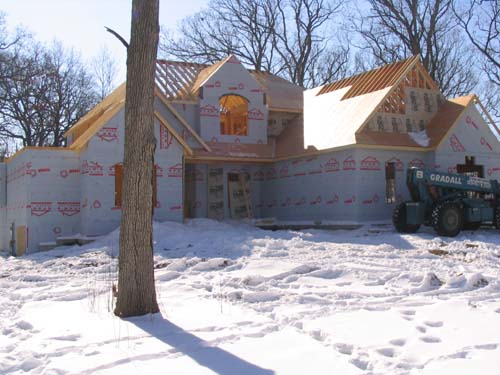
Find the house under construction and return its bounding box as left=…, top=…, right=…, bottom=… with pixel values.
left=1, top=55, right=499, bottom=254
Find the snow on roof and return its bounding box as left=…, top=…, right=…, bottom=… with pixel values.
left=408, top=130, right=430, bottom=147
left=355, top=95, right=476, bottom=148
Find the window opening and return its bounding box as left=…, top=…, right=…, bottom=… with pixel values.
left=220, top=95, right=248, bottom=136
left=114, top=163, right=157, bottom=208
left=385, top=162, right=396, bottom=203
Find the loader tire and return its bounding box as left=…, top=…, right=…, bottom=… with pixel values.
left=432, top=202, right=462, bottom=237
left=393, top=202, right=420, bottom=233
left=463, top=222, right=481, bottom=231
left=495, top=207, right=500, bottom=230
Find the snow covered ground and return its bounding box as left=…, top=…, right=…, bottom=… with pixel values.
left=1, top=219, right=500, bottom=375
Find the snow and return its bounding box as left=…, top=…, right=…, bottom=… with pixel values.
left=408, top=130, right=430, bottom=147
left=1, top=219, right=500, bottom=374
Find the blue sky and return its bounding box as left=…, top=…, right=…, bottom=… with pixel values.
left=0, top=0, right=208, bottom=80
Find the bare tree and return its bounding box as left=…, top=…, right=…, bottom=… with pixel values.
left=0, top=12, right=28, bottom=69
left=454, top=1, right=500, bottom=118
left=271, top=0, right=345, bottom=87
left=91, top=46, right=119, bottom=100
left=161, top=0, right=277, bottom=71
left=44, top=43, right=97, bottom=146
left=455, top=0, right=500, bottom=85
left=161, top=0, right=349, bottom=88
left=0, top=41, right=96, bottom=147
left=114, top=0, right=160, bottom=317
left=353, top=0, right=478, bottom=97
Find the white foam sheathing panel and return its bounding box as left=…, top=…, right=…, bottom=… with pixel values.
left=1, top=153, right=31, bottom=252
left=25, top=150, right=80, bottom=251
left=0, top=163, right=6, bottom=251
left=172, top=102, right=200, bottom=134
left=199, top=56, right=268, bottom=145
left=0, top=149, right=80, bottom=253
left=304, top=86, right=391, bottom=150
left=260, top=148, right=434, bottom=223
left=435, top=104, right=500, bottom=176
left=80, top=107, right=184, bottom=238
left=154, top=99, right=201, bottom=149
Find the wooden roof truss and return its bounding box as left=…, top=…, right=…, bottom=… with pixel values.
left=378, top=61, right=439, bottom=115
left=401, top=62, right=438, bottom=91
left=317, top=56, right=439, bottom=105
left=379, top=84, right=406, bottom=114
left=155, top=60, right=206, bottom=100
left=317, top=56, right=418, bottom=98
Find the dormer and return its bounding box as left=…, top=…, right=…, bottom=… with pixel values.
left=194, top=55, right=268, bottom=145
left=155, top=56, right=303, bottom=157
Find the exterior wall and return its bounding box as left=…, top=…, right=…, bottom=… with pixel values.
left=78, top=108, right=125, bottom=236
left=155, top=99, right=201, bottom=150
left=354, top=148, right=433, bottom=221
left=260, top=148, right=433, bottom=223
left=0, top=163, right=6, bottom=251
left=80, top=106, right=184, bottom=237
left=185, top=163, right=208, bottom=218
left=25, top=150, right=80, bottom=250
left=154, top=128, right=184, bottom=222
left=185, top=162, right=263, bottom=220
left=0, top=154, right=30, bottom=252
left=171, top=102, right=200, bottom=134
left=0, top=150, right=80, bottom=252
left=435, top=104, right=500, bottom=176
left=260, top=149, right=361, bottom=223
left=199, top=56, right=268, bottom=145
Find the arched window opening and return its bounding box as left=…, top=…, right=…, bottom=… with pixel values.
left=219, top=95, right=248, bottom=136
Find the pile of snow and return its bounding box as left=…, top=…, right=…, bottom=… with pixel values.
left=1, top=219, right=500, bottom=374
left=409, top=130, right=430, bottom=147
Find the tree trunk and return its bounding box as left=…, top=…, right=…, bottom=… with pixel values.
left=114, top=0, right=160, bottom=317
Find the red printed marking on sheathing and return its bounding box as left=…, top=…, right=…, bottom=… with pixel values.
left=280, top=198, right=291, bottom=207
left=344, top=196, right=356, bottom=204
left=37, top=168, right=50, bottom=173
left=267, top=200, right=277, bottom=208
left=481, top=137, right=493, bottom=151
left=294, top=198, right=306, bottom=206
left=310, top=196, right=322, bottom=205
left=487, top=167, right=500, bottom=176
left=57, top=203, right=81, bottom=216
left=466, top=116, right=479, bottom=130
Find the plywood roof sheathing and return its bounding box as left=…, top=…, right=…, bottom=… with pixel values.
left=69, top=99, right=125, bottom=150
left=65, top=83, right=126, bottom=138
